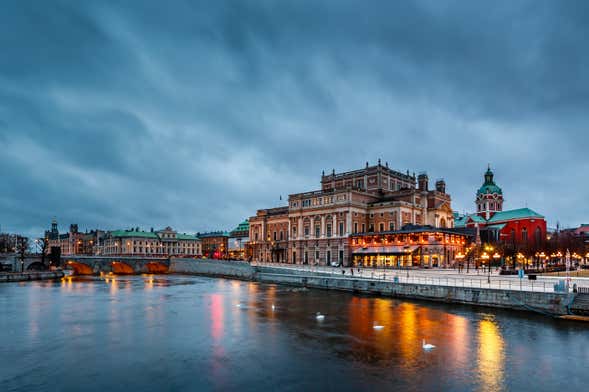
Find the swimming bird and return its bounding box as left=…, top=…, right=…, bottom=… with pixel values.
left=316, top=312, right=325, bottom=321
left=422, top=339, right=436, bottom=350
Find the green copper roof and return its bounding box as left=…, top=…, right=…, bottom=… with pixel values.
left=477, top=166, right=503, bottom=195
left=488, top=208, right=543, bottom=222
left=176, top=233, right=200, bottom=240
left=486, top=223, right=506, bottom=230
left=233, top=220, right=249, bottom=232
left=110, top=230, right=158, bottom=238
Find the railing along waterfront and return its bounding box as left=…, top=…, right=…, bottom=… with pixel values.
left=251, top=262, right=581, bottom=293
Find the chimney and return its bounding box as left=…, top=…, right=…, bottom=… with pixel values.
left=435, top=179, right=446, bottom=194
left=417, top=173, right=429, bottom=192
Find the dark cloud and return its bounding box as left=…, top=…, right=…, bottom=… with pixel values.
left=1, top=0, right=588, bottom=237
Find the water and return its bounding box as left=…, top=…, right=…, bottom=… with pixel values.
left=1, top=275, right=587, bottom=392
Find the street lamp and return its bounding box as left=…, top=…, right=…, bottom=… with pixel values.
left=481, top=252, right=490, bottom=283
left=517, top=253, right=524, bottom=270
left=456, top=252, right=465, bottom=273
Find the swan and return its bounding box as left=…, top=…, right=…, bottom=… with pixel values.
left=373, top=323, right=384, bottom=330
left=422, top=339, right=436, bottom=350
left=316, top=312, right=325, bottom=321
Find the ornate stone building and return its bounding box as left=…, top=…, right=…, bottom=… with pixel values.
left=248, top=161, right=455, bottom=266
left=46, top=220, right=104, bottom=256
left=101, top=227, right=201, bottom=257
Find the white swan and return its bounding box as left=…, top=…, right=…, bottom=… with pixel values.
left=422, top=339, right=436, bottom=350
left=373, top=323, right=384, bottom=330
left=316, top=312, right=325, bottom=321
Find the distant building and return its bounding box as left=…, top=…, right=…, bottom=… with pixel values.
left=228, top=220, right=249, bottom=260
left=198, top=231, right=229, bottom=259
left=454, top=166, right=547, bottom=254
left=247, top=160, right=455, bottom=266
left=45, top=220, right=104, bottom=256
left=101, top=227, right=201, bottom=257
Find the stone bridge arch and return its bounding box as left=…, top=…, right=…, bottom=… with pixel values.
left=66, top=260, right=94, bottom=275
left=110, top=261, right=135, bottom=274
left=144, top=262, right=169, bottom=274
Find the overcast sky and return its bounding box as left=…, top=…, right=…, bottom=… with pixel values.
left=1, top=0, right=588, bottom=238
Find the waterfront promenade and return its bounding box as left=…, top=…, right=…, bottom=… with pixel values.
left=251, top=262, right=589, bottom=294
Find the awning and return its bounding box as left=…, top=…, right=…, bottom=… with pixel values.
left=352, top=245, right=419, bottom=255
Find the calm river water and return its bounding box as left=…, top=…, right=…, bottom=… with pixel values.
left=1, top=275, right=588, bottom=391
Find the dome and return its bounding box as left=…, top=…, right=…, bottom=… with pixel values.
left=477, top=166, right=502, bottom=195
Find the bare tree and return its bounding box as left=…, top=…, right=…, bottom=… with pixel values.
left=36, top=237, right=49, bottom=267
left=16, top=236, right=29, bottom=272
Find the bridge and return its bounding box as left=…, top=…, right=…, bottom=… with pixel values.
left=61, top=256, right=171, bottom=275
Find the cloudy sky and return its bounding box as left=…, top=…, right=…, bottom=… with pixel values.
left=1, top=0, right=588, bottom=238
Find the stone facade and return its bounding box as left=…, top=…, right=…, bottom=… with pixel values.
left=100, top=227, right=201, bottom=257
left=248, top=161, right=455, bottom=266
left=46, top=220, right=104, bottom=256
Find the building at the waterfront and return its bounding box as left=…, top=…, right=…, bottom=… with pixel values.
left=198, top=231, right=229, bottom=259
left=247, top=160, right=456, bottom=266
left=350, top=225, right=469, bottom=268
left=454, top=166, right=547, bottom=254
left=45, top=220, right=105, bottom=256
left=100, top=227, right=201, bottom=257
left=228, top=220, right=249, bottom=260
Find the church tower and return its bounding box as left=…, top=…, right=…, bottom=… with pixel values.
left=476, top=165, right=503, bottom=220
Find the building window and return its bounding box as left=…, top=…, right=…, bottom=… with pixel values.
left=315, top=225, right=320, bottom=238
left=522, top=228, right=528, bottom=242
left=379, top=223, right=384, bottom=232
left=326, top=250, right=331, bottom=263
left=354, top=223, right=358, bottom=234
left=389, top=222, right=395, bottom=231
left=304, top=251, right=308, bottom=264
left=535, top=227, right=542, bottom=246
left=304, top=226, right=309, bottom=236
left=273, top=231, right=277, bottom=241
left=280, top=231, right=283, bottom=241
left=361, top=224, right=366, bottom=233
left=326, top=224, right=332, bottom=238
left=339, top=250, right=344, bottom=263
left=339, top=222, right=344, bottom=236
left=292, top=226, right=297, bottom=237
left=356, top=180, right=364, bottom=189
left=315, top=250, right=320, bottom=262
left=293, top=251, right=296, bottom=263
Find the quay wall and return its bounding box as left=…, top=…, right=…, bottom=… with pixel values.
left=169, top=259, right=255, bottom=280
left=169, top=259, right=578, bottom=316
left=0, top=271, right=64, bottom=282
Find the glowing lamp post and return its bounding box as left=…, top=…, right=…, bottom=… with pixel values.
left=456, top=252, right=465, bottom=273
left=481, top=252, right=490, bottom=283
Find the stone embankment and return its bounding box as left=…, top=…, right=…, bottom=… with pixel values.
left=170, top=259, right=585, bottom=317
left=0, top=271, right=64, bottom=282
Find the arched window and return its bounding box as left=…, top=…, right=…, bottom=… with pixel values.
left=521, top=228, right=528, bottom=242
left=440, top=218, right=447, bottom=228
left=511, top=229, right=516, bottom=244
left=535, top=227, right=542, bottom=247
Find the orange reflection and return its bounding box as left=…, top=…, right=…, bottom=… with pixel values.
left=477, top=317, right=505, bottom=392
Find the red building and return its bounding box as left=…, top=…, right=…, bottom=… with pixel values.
left=455, top=167, right=547, bottom=254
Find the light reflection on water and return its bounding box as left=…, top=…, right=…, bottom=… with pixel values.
left=0, top=274, right=587, bottom=392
